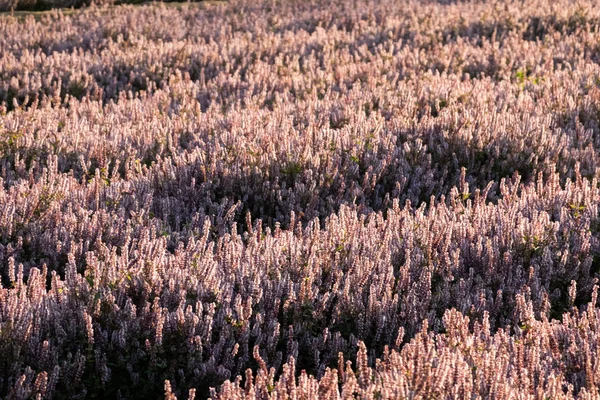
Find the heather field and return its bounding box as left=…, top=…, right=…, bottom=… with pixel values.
left=2, top=0, right=600, bottom=398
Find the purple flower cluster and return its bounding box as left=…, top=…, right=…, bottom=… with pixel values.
left=1, top=0, right=600, bottom=398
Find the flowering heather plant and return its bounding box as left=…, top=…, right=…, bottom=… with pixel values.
left=2, top=0, right=600, bottom=398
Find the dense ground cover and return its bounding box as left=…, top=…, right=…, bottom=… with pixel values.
left=0, top=0, right=209, bottom=13
left=2, top=0, right=600, bottom=398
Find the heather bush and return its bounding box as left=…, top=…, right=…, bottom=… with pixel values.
left=2, top=0, right=600, bottom=398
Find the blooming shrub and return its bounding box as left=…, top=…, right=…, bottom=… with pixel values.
left=2, top=0, right=600, bottom=398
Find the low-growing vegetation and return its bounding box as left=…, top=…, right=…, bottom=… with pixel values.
left=2, top=0, right=600, bottom=398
